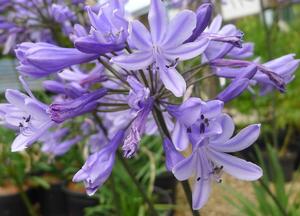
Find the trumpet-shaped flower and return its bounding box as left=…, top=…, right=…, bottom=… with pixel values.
left=15, top=42, right=98, bottom=77
left=2, top=87, right=54, bottom=152
left=75, top=1, right=128, bottom=54
left=73, top=130, right=125, bottom=196
left=173, top=114, right=262, bottom=209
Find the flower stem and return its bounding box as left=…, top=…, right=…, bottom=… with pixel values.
left=181, top=180, right=200, bottom=216
left=110, top=173, right=122, bottom=216
left=152, top=106, right=200, bottom=216
left=117, top=152, right=159, bottom=216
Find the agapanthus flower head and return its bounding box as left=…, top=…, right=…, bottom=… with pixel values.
left=0, top=0, right=83, bottom=53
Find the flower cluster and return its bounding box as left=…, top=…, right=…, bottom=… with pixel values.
left=0, top=0, right=85, bottom=54
left=0, top=0, right=299, bottom=211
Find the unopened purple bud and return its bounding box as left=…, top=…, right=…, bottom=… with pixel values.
left=185, top=3, right=213, bottom=43
left=49, top=88, right=108, bottom=123
left=217, top=78, right=250, bottom=103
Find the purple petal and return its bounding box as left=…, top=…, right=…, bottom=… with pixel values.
left=111, top=52, right=154, bottom=70
left=163, top=137, right=184, bottom=171
left=159, top=67, right=186, bottom=97
left=5, top=89, right=28, bottom=109
left=169, top=97, right=202, bottom=126
left=171, top=122, right=190, bottom=151
left=227, top=42, right=254, bottom=59
left=210, top=114, right=235, bottom=144
left=75, top=36, right=125, bottom=54
left=128, top=20, right=152, bottom=51
left=164, top=38, right=209, bottom=61
left=208, top=15, right=222, bottom=33
left=201, top=100, right=224, bottom=119
left=24, top=98, right=49, bottom=120
left=186, top=3, right=212, bottom=43
left=207, top=149, right=263, bottom=181
left=73, top=169, right=89, bottom=182
left=148, top=0, right=168, bottom=43
left=172, top=153, right=196, bottom=181
left=27, top=45, right=98, bottom=73
left=264, top=54, right=296, bottom=68
left=192, top=179, right=211, bottom=210
left=52, top=136, right=81, bottom=156
left=162, top=10, right=196, bottom=48
left=211, top=124, right=261, bottom=152
left=217, top=78, right=250, bottom=103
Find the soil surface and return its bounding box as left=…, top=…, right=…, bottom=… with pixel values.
left=175, top=173, right=300, bottom=216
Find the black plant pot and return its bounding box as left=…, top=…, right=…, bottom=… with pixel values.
left=39, top=182, right=67, bottom=216
left=62, top=185, right=99, bottom=216
left=263, top=152, right=297, bottom=182
left=155, top=172, right=177, bottom=202
left=155, top=172, right=177, bottom=216
left=0, top=193, right=28, bottom=216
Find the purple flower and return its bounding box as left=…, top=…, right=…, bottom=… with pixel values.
left=49, top=88, right=108, bottom=123
left=212, top=55, right=300, bottom=94
left=2, top=88, right=54, bottom=152
left=202, top=15, right=251, bottom=62
left=16, top=42, right=98, bottom=77
left=73, top=130, right=125, bottom=196
left=74, top=1, right=128, bottom=54
left=111, top=0, right=209, bottom=97
left=122, top=77, right=154, bottom=157
left=41, top=128, right=81, bottom=156
left=168, top=97, right=223, bottom=151
left=51, top=4, right=76, bottom=23
left=173, top=114, right=262, bottom=209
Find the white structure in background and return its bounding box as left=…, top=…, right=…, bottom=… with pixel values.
left=125, top=0, right=151, bottom=17
left=124, top=0, right=180, bottom=19
left=220, top=0, right=262, bottom=21
left=124, top=0, right=263, bottom=20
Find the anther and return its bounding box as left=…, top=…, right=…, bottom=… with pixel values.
left=25, top=115, right=31, bottom=123
left=200, top=123, right=205, bottom=134
left=186, top=127, right=192, bottom=133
